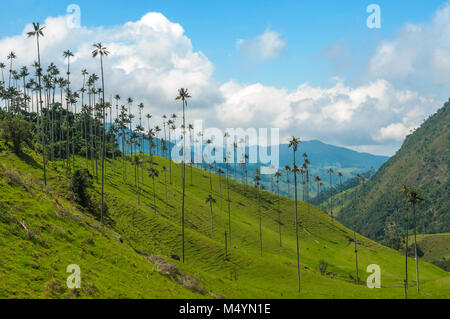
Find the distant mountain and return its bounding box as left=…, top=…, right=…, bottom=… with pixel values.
left=276, top=140, right=389, bottom=169
left=131, top=136, right=389, bottom=197
left=338, top=102, right=450, bottom=242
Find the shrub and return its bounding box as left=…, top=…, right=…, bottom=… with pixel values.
left=71, top=169, right=93, bottom=208
left=3, top=169, right=23, bottom=186
left=0, top=114, right=32, bottom=154
left=318, top=260, right=328, bottom=275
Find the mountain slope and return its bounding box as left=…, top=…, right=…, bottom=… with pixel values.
left=0, top=139, right=448, bottom=299
left=338, top=102, right=450, bottom=242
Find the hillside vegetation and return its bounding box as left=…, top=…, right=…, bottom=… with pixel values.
left=0, top=139, right=449, bottom=299
left=339, top=103, right=450, bottom=242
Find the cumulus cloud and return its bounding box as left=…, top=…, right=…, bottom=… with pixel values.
left=0, top=12, right=221, bottom=119
left=367, top=3, right=450, bottom=90
left=236, top=28, right=286, bottom=60
left=216, top=78, right=434, bottom=155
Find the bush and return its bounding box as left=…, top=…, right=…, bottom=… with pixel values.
left=71, top=169, right=93, bottom=208
left=318, top=260, right=328, bottom=275
left=0, top=114, right=32, bottom=154
left=3, top=169, right=23, bottom=186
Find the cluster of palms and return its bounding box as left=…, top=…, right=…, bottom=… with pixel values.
left=2, top=22, right=425, bottom=297
left=0, top=22, right=358, bottom=294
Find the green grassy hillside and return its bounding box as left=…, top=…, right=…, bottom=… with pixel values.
left=0, top=140, right=449, bottom=299
left=409, top=234, right=450, bottom=272
left=339, top=103, right=450, bottom=241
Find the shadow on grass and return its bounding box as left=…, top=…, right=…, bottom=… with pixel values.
left=16, top=150, right=43, bottom=170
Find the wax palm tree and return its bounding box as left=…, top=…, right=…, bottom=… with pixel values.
left=208, top=164, right=213, bottom=193
left=176, top=87, right=191, bottom=263
left=243, top=154, right=249, bottom=188
left=401, top=184, right=410, bottom=299
left=337, top=172, right=344, bottom=213
left=275, top=171, right=282, bottom=247
left=407, top=188, right=424, bottom=293
left=352, top=173, right=366, bottom=285
left=253, top=170, right=263, bottom=256
left=288, top=136, right=301, bottom=292
left=0, top=62, right=5, bottom=85
left=148, top=167, right=159, bottom=212
left=162, top=165, right=168, bottom=202
left=132, top=155, right=143, bottom=204
left=205, top=194, right=216, bottom=239
left=284, top=165, right=291, bottom=198
left=225, top=153, right=232, bottom=247
left=215, top=167, right=224, bottom=209
left=27, top=23, right=47, bottom=185
left=327, top=168, right=334, bottom=222
left=92, top=42, right=110, bottom=225
left=63, top=50, right=74, bottom=168
left=314, top=176, right=322, bottom=222
left=7, top=51, right=16, bottom=93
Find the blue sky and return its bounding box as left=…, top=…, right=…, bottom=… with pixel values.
left=2, top=0, right=444, bottom=89
left=1, top=1, right=449, bottom=155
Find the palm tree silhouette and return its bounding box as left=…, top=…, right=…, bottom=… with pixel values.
left=401, top=184, right=410, bottom=299
left=327, top=168, right=334, bottom=222
left=175, top=87, right=191, bottom=263
left=407, top=187, right=424, bottom=293
left=275, top=171, right=282, bottom=246
left=27, top=23, right=47, bottom=185
left=337, top=172, right=344, bottom=213
left=254, top=170, right=263, bottom=256
left=63, top=50, right=74, bottom=168
left=217, top=168, right=225, bottom=211
left=225, top=153, right=232, bottom=247
left=284, top=165, right=291, bottom=198
left=92, top=42, right=109, bottom=225
left=149, top=167, right=159, bottom=212
left=288, top=136, right=302, bottom=292
left=314, top=176, right=322, bottom=223
left=205, top=194, right=216, bottom=239
left=160, top=165, right=168, bottom=202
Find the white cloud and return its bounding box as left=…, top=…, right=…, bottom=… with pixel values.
left=0, top=12, right=221, bottom=119
left=237, top=28, right=286, bottom=60
left=375, top=123, right=412, bottom=142
left=216, top=78, right=434, bottom=155
left=368, top=3, right=450, bottom=89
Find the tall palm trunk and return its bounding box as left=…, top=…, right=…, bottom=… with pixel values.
left=286, top=172, right=290, bottom=198
left=169, top=128, right=172, bottom=184
left=99, top=54, right=106, bottom=225
left=209, top=200, right=214, bottom=239
left=226, top=163, right=231, bottom=247
left=277, top=179, right=281, bottom=247
left=413, top=203, right=419, bottom=293
left=404, top=206, right=409, bottom=299
left=152, top=176, right=156, bottom=212
left=293, top=152, right=300, bottom=292
left=329, top=173, right=333, bottom=222
left=257, top=186, right=262, bottom=256
left=35, top=35, right=47, bottom=185
left=181, top=99, right=186, bottom=263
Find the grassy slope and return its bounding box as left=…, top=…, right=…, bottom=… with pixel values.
left=409, top=233, right=450, bottom=271
left=0, top=141, right=449, bottom=299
